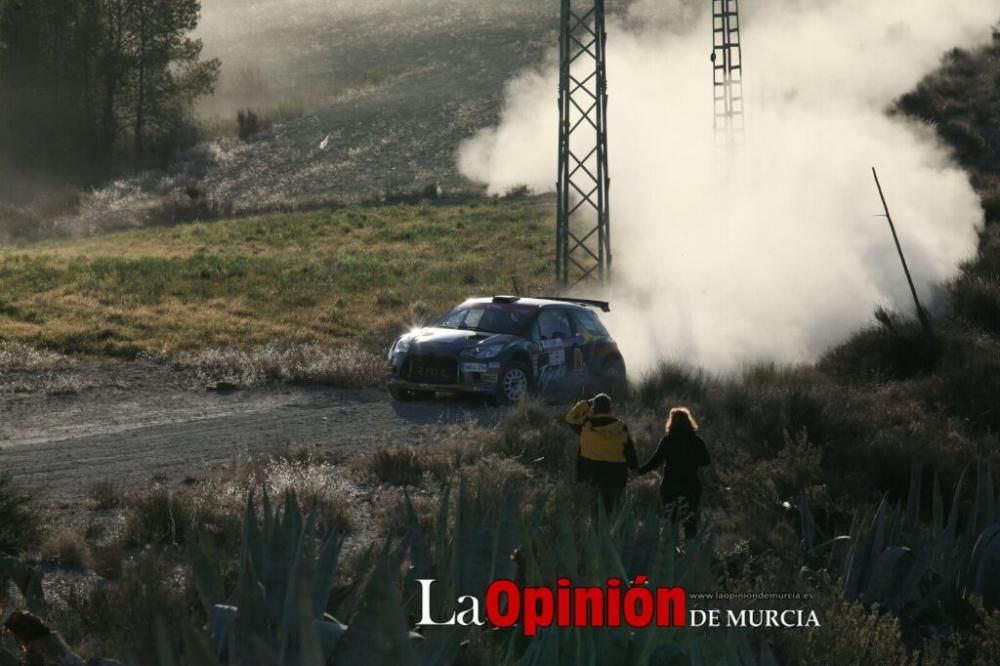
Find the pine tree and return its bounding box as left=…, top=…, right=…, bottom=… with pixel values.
left=123, top=0, right=219, bottom=163
left=0, top=0, right=219, bottom=185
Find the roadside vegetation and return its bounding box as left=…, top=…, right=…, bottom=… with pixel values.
left=4, top=383, right=999, bottom=663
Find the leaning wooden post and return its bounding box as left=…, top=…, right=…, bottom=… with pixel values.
left=872, top=167, right=935, bottom=339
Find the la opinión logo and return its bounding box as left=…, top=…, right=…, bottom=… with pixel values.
left=416, top=577, right=687, bottom=636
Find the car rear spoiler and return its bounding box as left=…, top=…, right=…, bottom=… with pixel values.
left=493, top=295, right=610, bottom=312
left=538, top=297, right=611, bottom=312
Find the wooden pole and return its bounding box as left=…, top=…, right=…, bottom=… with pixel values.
left=872, top=167, right=934, bottom=338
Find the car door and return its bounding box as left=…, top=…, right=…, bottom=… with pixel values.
left=568, top=307, right=609, bottom=376
left=532, top=308, right=574, bottom=390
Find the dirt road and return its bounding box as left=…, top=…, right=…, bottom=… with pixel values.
left=0, top=362, right=501, bottom=501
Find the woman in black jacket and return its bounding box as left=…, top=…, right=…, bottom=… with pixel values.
left=638, top=407, right=710, bottom=539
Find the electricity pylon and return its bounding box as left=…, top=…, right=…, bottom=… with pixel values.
left=555, top=0, right=611, bottom=287
left=712, top=0, right=744, bottom=144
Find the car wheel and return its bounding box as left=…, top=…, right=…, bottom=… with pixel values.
left=600, top=357, right=627, bottom=397
left=496, top=361, right=531, bottom=404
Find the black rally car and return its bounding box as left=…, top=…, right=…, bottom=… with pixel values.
left=386, top=296, right=626, bottom=403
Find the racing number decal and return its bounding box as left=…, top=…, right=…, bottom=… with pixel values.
left=534, top=309, right=577, bottom=391
left=540, top=336, right=566, bottom=367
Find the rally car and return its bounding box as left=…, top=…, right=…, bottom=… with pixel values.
left=386, top=296, right=626, bottom=403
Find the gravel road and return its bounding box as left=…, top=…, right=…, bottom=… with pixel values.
left=0, top=361, right=501, bottom=501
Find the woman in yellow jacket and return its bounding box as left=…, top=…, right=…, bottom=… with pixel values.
left=565, top=393, right=638, bottom=513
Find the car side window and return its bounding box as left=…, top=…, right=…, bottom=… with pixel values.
left=570, top=309, right=608, bottom=337
left=537, top=309, right=572, bottom=340
left=464, top=308, right=486, bottom=329
left=439, top=308, right=465, bottom=328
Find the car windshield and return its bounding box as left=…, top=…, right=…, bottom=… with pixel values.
left=436, top=304, right=533, bottom=336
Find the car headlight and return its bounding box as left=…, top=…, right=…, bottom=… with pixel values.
left=471, top=343, right=503, bottom=359
left=392, top=337, right=412, bottom=355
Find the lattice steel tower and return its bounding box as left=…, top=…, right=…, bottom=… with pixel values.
left=712, top=0, right=744, bottom=143
left=555, top=0, right=611, bottom=287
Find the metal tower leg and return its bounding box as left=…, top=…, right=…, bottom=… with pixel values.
left=556, top=0, right=611, bottom=288
left=712, top=0, right=744, bottom=145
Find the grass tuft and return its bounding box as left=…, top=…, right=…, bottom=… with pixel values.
left=176, top=342, right=383, bottom=388
left=0, top=471, right=41, bottom=555
left=353, top=445, right=431, bottom=487
left=88, top=479, right=125, bottom=510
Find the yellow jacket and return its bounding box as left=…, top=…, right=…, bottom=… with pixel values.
left=565, top=400, right=638, bottom=465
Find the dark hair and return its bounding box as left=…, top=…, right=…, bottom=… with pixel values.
left=590, top=393, right=612, bottom=415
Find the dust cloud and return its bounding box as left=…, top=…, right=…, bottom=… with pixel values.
left=458, top=0, right=996, bottom=370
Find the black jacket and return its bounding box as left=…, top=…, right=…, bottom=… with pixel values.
left=639, top=431, right=710, bottom=490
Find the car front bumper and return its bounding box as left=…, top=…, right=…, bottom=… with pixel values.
left=387, top=355, right=503, bottom=395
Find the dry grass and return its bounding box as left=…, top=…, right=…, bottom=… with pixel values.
left=482, top=395, right=577, bottom=474
left=352, top=445, right=434, bottom=487
left=40, top=529, right=93, bottom=569
left=0, top=340, right=66, bottom=369
left=0, top=470, right=42, bottom=555
left=174, top=342, right=383, bottom=388
left=0, top=202, right=552, bottom=360
left=87, top=480, right=125, bottom=511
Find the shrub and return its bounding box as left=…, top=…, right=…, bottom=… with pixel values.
left=40, top=530, right=92, bottom=569
left=964, top=608, right=1000, bottom=665
left=725, top=363, right=839, bottom=456
left=51, top=550, right=199, bottom=663
left=0, top=341, right=65, bottom=369
left=88, top=479, right=124, bottom=510
left=232, top=456, right=359, bottom=537
left=484, top=396, right=575, bottom=474
left=236, top=108, right=271, bottom=140
left=121, top=488, right=198, bottom=547
left=176, top=343, right=384, bottom=388
left=0, top=471, right=41, bottom=555
left=913, top=332, right=1000, bottom=434
left=949, top=273, right=1000, bottom=337
left=717, top=430, right=828, bottom=555
left=503, top=184, right=531, bottom=198
left=819, top=310, right=941, bottom=381
left=354, top=445, right=431, bottom=487
left=0, top=202, right=43, bottom=242
left=772, top=593, right=913, bottom=663
left=632, top=360, right=712, bottom=410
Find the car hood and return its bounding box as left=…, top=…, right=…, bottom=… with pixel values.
left=401, top=327, right=518, bottom=353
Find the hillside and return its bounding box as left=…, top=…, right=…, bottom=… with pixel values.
left=48, top=0, right=556, bottom=236
left=895, top=30, right=1000, bottom=339
left=0, top=200, right=551, bottom=360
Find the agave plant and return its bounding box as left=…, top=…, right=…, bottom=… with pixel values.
left=0, top=555, right=43, bottom=615
left=171, top=482, right=775, bottom=665
left=0, top=555, right=45, bottom=663
left=804, top=464, right=1000, bottom=623
left=163, top=491, right=347, bottom=665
